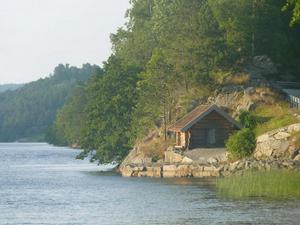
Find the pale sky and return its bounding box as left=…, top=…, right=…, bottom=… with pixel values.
left=0, top=0, right=130, bottom=84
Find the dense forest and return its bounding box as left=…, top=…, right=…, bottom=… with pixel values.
left=0, top=64, right=100, bottom=142
left=47, top=0, right=300, bottom=163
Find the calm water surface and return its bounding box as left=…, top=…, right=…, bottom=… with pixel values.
left=0, top=143, right=300, bottom=225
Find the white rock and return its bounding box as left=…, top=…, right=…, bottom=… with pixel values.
left=216, top=153, right=227, bottom=162
left=207, top=157, right=218, bottom=164
left=294, top=154, right=300, bottom=161
left=270, top=139, right=282, bottom=150
left=164, top=151, right=183, bottom=163
left=278, top=141, right=290, bottom=154
left=204, top=166, right=216, bottom=172
left=182, top=157, right=193, bottom=164
left=288, top=123, right=300, bottom=133
left=257, top=134, right=270, bottom=143
left=274, top=132, right=291, bottom=140
left=255, top=142, right=273, bottom=157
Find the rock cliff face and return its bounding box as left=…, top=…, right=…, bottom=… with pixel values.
left=254, top=123, right=300, bottom=160
left=208, top=82, right=281, bottom=118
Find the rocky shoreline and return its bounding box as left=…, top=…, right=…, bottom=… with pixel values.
left=119, top=123, right=300, bottom=178
left=119, top=157, right=300, bottom=178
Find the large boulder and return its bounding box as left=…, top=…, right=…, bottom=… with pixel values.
left=121, top=165, right=134, bottom=177
left=288, top=123, right=300, bottom=133
left=146, top=166, right=162, bottom=177
left=254, top=123, right=300, bottom=159
left=274, top=132, right=291, bottom=140
left=190, top=165, right=220, bottom=177
left=294, top=155, right=300, bottom=161
left=164, top=151, right=183, bottom=163
left=191, top=165, right=204, bottom=177
left=182, top=156, right=193, bottom=164
left=175, top=165, right=192, bottom=177
left=162, top=165, right=177, bottom=177
left=120, top=147, right=152, bottom=168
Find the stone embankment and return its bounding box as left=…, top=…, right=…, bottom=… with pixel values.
left=120, top=157, right=300, bottom=178
left=119, top=123, right=300, bottom=178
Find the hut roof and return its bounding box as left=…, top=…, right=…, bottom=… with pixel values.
left=168, top=104, right=242, bottom=132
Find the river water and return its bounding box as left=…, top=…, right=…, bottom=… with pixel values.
left=0, top=143, right=300, bottom=225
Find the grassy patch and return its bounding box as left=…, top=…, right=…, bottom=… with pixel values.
left=230, top=73, right=250, bottom=85
left=211, top=71, right=250, bottom=86
left=217, top=170, right=300, bottom=199
left=254, top=104, right=298, bottom=136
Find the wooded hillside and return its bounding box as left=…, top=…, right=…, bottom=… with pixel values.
left=0, top=63, right=100, bottom=142
left=49, top=0, right=300, bottom=163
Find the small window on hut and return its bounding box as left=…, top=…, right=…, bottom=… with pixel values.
left=207, top=128, right=216, bottom=145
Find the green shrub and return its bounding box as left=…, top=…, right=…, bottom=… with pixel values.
left=152, top=155, right=161, bottom=163
left=238, top=110, right=257, bottom=129
left=226, top=128, right=256, bottom=159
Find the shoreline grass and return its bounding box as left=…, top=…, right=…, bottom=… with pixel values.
left=254, top=104, right=298, bottom=136
left=217, top=170, right=300, bottom=199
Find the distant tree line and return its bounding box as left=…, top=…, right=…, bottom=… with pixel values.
left=0, top=84, right=23, bottom=93
left=0, top=63, right=99, bottom=142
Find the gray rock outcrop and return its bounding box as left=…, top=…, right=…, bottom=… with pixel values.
left=254, top=123, right=300, bottom=159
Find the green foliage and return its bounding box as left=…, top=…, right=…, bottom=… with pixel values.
left=131, top=48, right=177, bottom=139
left=238, top=110, right=257, bottom=129
left=209, top=0, right=300, bottom=67
left=76, top=56, right=140, bottom=163
left=217, top=170, right=300, bottom=199
left=226, top=128, right=256, bottom=159
left=46, top=83, right=94, bottom=146
left=283, top=0, right=300, bottom=26
left=0, top=63, right=99, bottom=142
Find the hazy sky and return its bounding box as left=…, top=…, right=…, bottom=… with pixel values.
left=0, top=0, right=130, bottom=84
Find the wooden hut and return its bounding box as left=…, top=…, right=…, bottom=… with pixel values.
left=168, top=105, right=241, bottom=149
